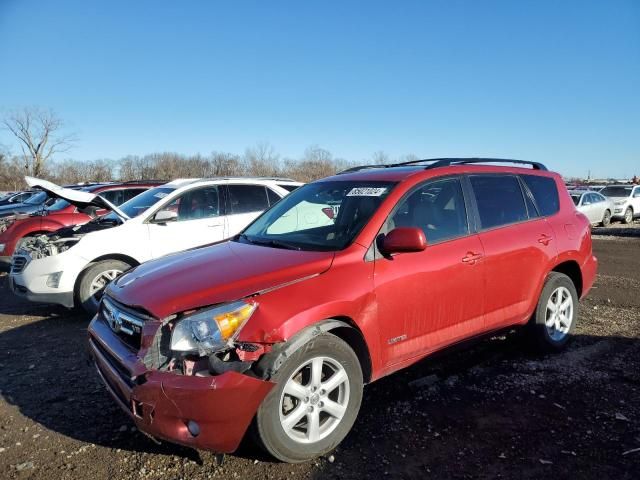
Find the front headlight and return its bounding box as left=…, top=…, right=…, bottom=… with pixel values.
left=615, top=200, right=626, bottom=205
left=170, top=300, right=257, bottom=355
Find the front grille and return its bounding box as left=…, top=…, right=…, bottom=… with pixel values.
left=11, top=256, right=27, bottom=274
left=101, top=297, right=145, bottom=350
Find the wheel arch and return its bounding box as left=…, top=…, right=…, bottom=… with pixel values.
left=254, top=317, right=373, bottom=384
left=73, top=253, right=141, bottom=299
left=551, top=260, right=583, bottom=298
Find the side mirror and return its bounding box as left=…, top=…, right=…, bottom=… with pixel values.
left=381, top=227, right=427, bottom=255
left=152, top=210, right=178, bottom=224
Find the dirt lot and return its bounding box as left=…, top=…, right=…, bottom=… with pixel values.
left=1, top=235, right=639, bottom=479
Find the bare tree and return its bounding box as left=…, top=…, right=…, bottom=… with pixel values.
left=3, top=107, right=76, bottom=177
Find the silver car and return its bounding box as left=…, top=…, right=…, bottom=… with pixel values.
left=569, top=190, right=614, bottom=226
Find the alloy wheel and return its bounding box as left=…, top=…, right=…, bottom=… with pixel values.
left=545, top=286, right=574, bottom=342
left=279, top=356, right=350, bottom=444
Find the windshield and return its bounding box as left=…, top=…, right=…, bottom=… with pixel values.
left=601, top=186, right=632, bottom=197
left=23, top=191, right=48, bottom=204
left=100, top=186, right=174, bottom=222
left=571, top=195, right=581, bottom=206
left=239, top=181, right=396, bottom=251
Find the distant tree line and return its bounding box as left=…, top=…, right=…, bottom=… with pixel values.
left=0, top=143, right=419, bottom=191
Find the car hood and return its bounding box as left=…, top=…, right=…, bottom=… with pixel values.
left=24, top=177, right=130, bottom=221
left=106, top=241, right=335, bottom=319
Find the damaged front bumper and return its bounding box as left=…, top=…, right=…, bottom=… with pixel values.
left=87, top=314, right=275, bottom=453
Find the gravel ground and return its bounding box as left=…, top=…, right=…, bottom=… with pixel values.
left=1, top=236, right=639, bottom=479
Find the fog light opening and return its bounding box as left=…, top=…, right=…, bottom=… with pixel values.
left=46, top=271, right=63, bottom=288
left=186, top=420, right=200, bottom=437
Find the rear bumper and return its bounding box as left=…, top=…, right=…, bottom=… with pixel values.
left=87, top=316, right=274, bottom=453
left=9, top=275, right=75, bottom=307
left=581, top=254, right=598, bottom=298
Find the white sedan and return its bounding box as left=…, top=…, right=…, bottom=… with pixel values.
left=569, top=190, right=614, bottom=226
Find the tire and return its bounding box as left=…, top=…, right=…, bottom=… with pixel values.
left=253, top=333, right=363, bottom=463
left=76, top=259, right=132, bottom=315
left=527, top=272, right=578, bottom=353
left=600, top=209, right=611, bottom=227
left=623, top=207, right=633, bottom=224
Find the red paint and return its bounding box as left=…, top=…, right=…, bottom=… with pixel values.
left=95, top=164, right=597, bottom=454
left=380, top=227, right=427, bottom=254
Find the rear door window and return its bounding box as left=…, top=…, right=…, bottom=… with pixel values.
left=123, top=188, right=146, bottom=202
left=470, top=175, right=528, bottom=229
left=521, top=175, right=560, bottom=216
left=100, top=189, right=124, bottom=206
left=227, top=185, right=270, bottom=214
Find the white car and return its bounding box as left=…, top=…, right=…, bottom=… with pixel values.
left=569, top=190, right=615, bottom=226
left=9, top=176, right=302, bottom=314
left=600, top=184, right=640, bottom=224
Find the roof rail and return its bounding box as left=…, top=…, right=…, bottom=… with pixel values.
left=338, top=157, right=547, bottom=174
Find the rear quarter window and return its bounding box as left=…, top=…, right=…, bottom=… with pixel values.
left=521, top=175, right=560, bottom=216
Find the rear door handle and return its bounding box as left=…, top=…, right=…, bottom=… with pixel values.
left=538, top=234, right=553, bottom=246
left=462, top=252, right=483, bottom=264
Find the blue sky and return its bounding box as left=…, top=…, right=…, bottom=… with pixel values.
left=0, top=0, right=638, bottom=178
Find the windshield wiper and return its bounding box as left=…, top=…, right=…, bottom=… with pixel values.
left=239, top=234, right=301, bottom=251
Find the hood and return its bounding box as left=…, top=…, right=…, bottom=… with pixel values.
left=106, top=241, right=335, bottom=319
left=24, top=177, right=130, bottom=221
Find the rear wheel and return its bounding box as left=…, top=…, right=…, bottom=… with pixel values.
left=254, top=333, right=363, bottom=463
left=77, top=259, right=132, bottom=315
left=623, top=207, right=633, bottom=224
left=527, top=272, right=578, bottom=352
left=600, top=209, right=611, bottom=227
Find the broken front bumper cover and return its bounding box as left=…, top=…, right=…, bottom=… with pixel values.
left=87, top=315, right=274, bottom=453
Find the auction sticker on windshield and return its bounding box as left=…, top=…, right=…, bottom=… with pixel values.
left=347, top=187, right=388, bottom=197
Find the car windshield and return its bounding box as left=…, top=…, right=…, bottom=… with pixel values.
left=100, top=186, right=175, bottom=222
left=239, top=181, right=396, bottom=251
left=571, top=195, right=581, bottom=206
left=601, top=186, right=632, bottom=197
left=23, top=191, right=48, bottom=204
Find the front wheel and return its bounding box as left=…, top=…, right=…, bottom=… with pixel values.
left=601, top=209, right=611, bottom=227
left=254, top=333, right=363, bottom=463
left=527, top=272, right=578, bottom=352
left=623, top=207, right=633, bottom=224
left=77, top=259, right=132, bottom=315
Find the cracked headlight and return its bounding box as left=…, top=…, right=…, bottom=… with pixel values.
left=170, top=300, right=257, bottom=355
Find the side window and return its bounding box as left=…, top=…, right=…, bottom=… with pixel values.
left=266, top=188, right=282, bottom=206
left=521, top=175, right=560, bottom=216
left=227, top=185, right=270, bottom=214
left=101, top=189, right=124, bottom=206
left=589, top=193, right=600, bottom=204
left=123, top=188, right=146, bottom=202
left=634, top=188, right=640, bottom=198
left=277, top=184, right=300, bottom=193
left=157, top=187, right=220, bottom=221
left=389, top=178, right=468, bottom=244
left=470, top=175, right=528, bottom=229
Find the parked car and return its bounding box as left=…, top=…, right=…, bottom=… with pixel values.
left=600, top=184, right=640, bottom=223
left=569, top=190, right=614, bottom=226
left=0, top=190, right=53, bottom=217
left=0, top=181, right=161, bottom=268
left=87, top=158, right=597, bottom=462
left=10, top=177, right=302, bottom=314
left=0, top=191, right=38, bottom=206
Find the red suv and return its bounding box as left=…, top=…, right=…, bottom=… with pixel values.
left=88, top=159, right=597, bottom=463
left=0, top=181, right=161, bottom=268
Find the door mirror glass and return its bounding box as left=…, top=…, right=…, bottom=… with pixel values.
left=381, top=227, right=427, bottom=255
left=153, top=209, right=178, bottom=224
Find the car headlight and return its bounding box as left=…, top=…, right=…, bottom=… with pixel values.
left=170, top=300, right=257, bottom=355
left=614, top=200, right=626, bottom=205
